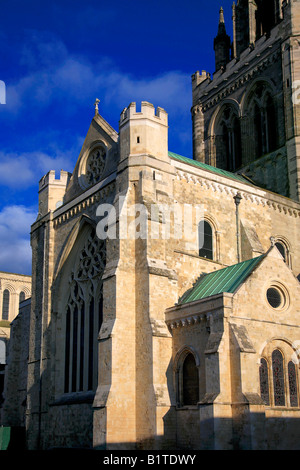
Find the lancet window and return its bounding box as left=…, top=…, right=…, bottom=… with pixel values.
left=2, top=290, right=9, bottom=321
left=198, top=220, right=213, bottom=260
left=272, top=349, right=285, bottom=406
left=64, top=229, right=106, bottom=394
left=182, top=353, right=199, bottom=406
left=216, top=106, right=242, bottom=171
left=251, top=88, right=277, bottom=158
left=288, top=361, right=299, bottom=407
left=259, top=358, right=270, bottom=406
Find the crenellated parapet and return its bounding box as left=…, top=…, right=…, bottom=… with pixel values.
left=38, top=170, right=72, bottom=217
left=119, top=101, right=168, bottom=126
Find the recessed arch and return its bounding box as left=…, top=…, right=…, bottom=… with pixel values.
left=209, top=100, right=243, bottom=171
left=198, top=214, right=220, bottom=262
left=174, top=345, right=200, bottom=370
left=174, top=346, right=200, bottom=407
left=1, top=283, right=16, bottom=294
left=208, top=99, right=241, bottom=138
left=272, top=235, right=292, bottom=266
left=240, top=77, right=277, bottom=116
left=78, top=140, right=108, bottom=190
left=18, top=286, right=31, bottom=297
left=259, top=338, right=300, bottom=408
left=53, top=215, right=96, bottom=285
left=2, top=289, right=10, bottom=321
left=52, top=221, right=106, bottom=396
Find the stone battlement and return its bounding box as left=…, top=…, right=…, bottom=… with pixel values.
left=39, top=170, right=71, bottom=192
left=192, top=70, right=211, bottom=91
left=119, top=101, right=168, bottom=126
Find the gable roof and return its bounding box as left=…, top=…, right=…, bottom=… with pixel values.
left=178, top=255, right=265, bottom=305
left=168, top=151, right=255, bottom=186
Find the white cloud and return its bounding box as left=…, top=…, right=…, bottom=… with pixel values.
left=2, top=30, right=193, bottom=157
left=107, top=70, right=191, bottom=112
left=0, top=205, right=36, bottom=275
left=0, top=150, right=75, bottom=189
left=5, top=32, right=191, bottom=118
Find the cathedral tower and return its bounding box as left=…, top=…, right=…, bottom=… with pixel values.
left=192, top=0, right=300, bottom=202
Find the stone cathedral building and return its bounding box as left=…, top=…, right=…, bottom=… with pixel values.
left=2, top=0, right=300, bottom=450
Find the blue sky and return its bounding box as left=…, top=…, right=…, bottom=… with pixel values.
left=0, top=0, right=233, bottom=275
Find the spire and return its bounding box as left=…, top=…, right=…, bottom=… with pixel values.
left=219, top=6, right=225, bottom=25
left=217, top=7, right=227, bottom=36
left=214, top=6, right=231, bottom=72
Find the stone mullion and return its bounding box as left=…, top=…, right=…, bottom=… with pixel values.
left=83, top=291, right=90, bottom=392
left=68, top=304, right=74, bottom=393
left=76, top=301, right=82, bottom=392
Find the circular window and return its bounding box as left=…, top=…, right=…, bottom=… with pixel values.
left=267, top=287, right=282, bottom=308
left=86, top=147, right=106, bottom=186
left=265, top=283, right=290, bottom=311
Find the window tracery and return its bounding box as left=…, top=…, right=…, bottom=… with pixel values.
left=288, top=361, right=298, bottom=407
left=215, top=106, right=242, bottom=171
left=259, top=345, right=299, bottom=408
left=64, top=229, right=105, bottom=394
left=272, top=349, right=285, bottom=406
left=86, top=147, right=106, bottom=187
left=250, top=88, right=277, bottom=158
left=259, top=358, right=270, bottom=405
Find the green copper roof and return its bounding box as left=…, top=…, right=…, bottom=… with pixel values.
left=168, top=151, right=253, bottom=185
left=178, top=255, right=265, bottom=305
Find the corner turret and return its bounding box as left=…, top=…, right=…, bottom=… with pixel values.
left=38, top=170, right=71, bottom=217
left=119, top=101, right=169, bottom=163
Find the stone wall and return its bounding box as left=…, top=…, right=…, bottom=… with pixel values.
left=1, top=298, right=31, bottom=428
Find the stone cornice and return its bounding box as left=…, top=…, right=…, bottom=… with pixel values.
left=53, top=180, right=116, bottom=229
left=166, top=312, right=209, bottom=331
left=173, top=162, right=300, bottom=219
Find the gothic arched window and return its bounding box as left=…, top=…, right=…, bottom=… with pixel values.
left=260, top=346, right=299, bottom=408
left=272, top=349, right=285, bottom=406
left=2, top=290, right=9, bottom=321
left=252, top=93, right=277, bottom=158
left=216, top=106, right=242, bottom=171
left=259, top=358, right=270, bottom=405
left=254, top=103, right=263, bottom=158
left=199, top=220, right=213, bottom=260
left=288, top=361, right=298, bottom=407
left=64, top=228, right=105, bottom=394
left=19, top=291, right=25, bottom=304
left=182, top=353, right=199, bottom=406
